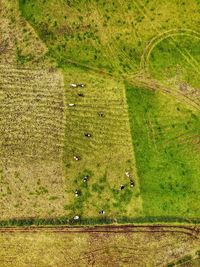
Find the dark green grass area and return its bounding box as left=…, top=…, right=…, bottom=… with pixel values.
left=167, top=251, right=200, bottom=267
left=126, top=84, right=200, bottom=218
left=1, top=215, right=200, bottom=227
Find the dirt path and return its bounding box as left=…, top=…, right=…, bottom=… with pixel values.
left=0, top=224, right=199, bottom=238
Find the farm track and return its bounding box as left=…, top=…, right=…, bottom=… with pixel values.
left=65, top=59, right=114, bottom=77
left=0, top=225, right=199, bottom=238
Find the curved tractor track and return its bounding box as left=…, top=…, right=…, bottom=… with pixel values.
left=140, top=28, right=200, bottom=71
left=137, top=28, right=200, bottom=112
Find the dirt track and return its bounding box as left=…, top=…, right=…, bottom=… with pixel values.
left=0, top=224, right=199, bottom=237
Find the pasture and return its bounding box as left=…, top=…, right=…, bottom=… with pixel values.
left=126, top=84, right=200, bottom=219
left=0, top=0, right=199, bottom=224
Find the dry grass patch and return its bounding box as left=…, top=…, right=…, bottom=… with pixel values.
left=0, top=65, right=66, bottom=219
left=0, top=226, right=199, bottom=266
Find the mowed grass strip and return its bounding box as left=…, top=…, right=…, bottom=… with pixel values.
left=0, top=0, right=71, bottom=220
left=63, top=67, right=142, bottom=219
left=0, top=65, right=67, bottom=220
left=126, top=83, right=200, bottom=218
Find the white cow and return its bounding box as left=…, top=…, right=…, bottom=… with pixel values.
left=70, top=83, right=78, bottom=88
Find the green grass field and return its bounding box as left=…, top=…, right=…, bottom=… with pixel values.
left=126, top=84, right=200, bottom=219
left=148, top=34, right=200, bottom=87
left=0, top=0, right=199, bottom=224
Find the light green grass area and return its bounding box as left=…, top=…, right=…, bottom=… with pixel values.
left=126, top=84, right=200, bottom=218
left=148, top=34, right=200, bottom=88
left=19, top=0, right=200, bottom=75
left=62, top=67, right=142, bottom=219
